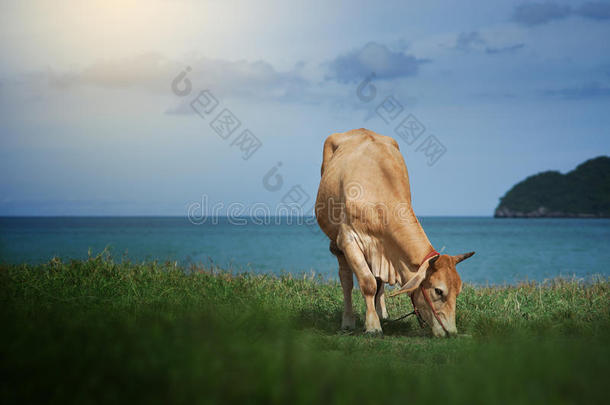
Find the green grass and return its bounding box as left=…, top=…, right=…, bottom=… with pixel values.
left=1, top=253, right=609, bottom=404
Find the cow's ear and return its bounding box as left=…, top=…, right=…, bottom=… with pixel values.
left=390, top=271, right=426, bottom=296
left=389, top=257, right=434, bottom=297
left=454, top=251, right=475, bottom=265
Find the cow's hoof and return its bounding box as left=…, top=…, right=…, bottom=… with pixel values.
left=338, top=328, right=354, bottom=335
left=363, top=329, right=384, bottom=338
left=341, top=314, right=356, bottom=331
left=340, top=325, right=355, bottom=333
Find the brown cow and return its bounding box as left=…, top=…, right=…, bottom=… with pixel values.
left=315, top=128, right=474, bottom=337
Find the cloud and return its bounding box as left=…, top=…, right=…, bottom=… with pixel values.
left=42, top=43, right=429, bottom=109
left=473, top=92, right=518, bottom=100
left=325, top=42, right=427, bottom=83
left=544, top=82, right=610, bottom=99
left=451, top=31, right=525, bottom=55
left=577, top=1, right=610, bottom=20
left=512, top=2, right=571, bottom=26
left=164, top=102, right=195, bottom=116
left=49, top=53, right=172, bottom=90
left=485, top=43, right=526, bottom=54
left=20, top=44, right=432, bottom=116
left=47, top=53, right=310, bottom=102
left=454, top=32, right=486, bottom=52
left=512, top=1, right=610, bottom=26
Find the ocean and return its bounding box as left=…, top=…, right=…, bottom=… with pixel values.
left=1, top=216, right=608, bottom=285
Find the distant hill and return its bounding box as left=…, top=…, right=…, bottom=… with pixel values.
left=494, top=156, right=610, bottom=218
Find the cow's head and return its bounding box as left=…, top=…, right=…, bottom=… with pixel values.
left=391, top=252, right=474, bottom=337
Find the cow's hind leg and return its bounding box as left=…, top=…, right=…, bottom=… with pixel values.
left=337, top=255, right=356, bottom=331
left=331, top=241, right=355, bottom=330
left=338, top=238, right=382, bottom=335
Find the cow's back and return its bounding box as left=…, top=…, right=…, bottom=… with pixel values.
left=315, top=128, right=413, bottom=241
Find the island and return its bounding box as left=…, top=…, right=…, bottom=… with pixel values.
left=494, top=156, right=610, bottom=218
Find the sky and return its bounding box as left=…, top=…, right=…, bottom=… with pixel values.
left=0, top=0, right=609, bottom=216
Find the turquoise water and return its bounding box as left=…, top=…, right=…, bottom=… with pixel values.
left=0, top=217, right=608, bottom=285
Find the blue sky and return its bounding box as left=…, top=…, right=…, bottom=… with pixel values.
left=0, top=0, right=609, bottom=216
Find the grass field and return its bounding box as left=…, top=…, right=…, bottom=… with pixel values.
left=1, top=253, right=609, bottom=404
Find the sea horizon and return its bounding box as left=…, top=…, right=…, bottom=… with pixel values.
left=2, top=216, right=608, bottom=286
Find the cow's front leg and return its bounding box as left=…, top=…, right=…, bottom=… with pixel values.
left=375, top=281, right=388, bottom=320
left=339, top=240, right=382, bottom=335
